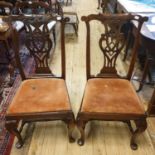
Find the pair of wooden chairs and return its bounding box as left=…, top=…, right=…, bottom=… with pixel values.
left=5, top=13, right=154, bottom=150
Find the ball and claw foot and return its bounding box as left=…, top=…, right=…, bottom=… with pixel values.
left=77, top=139, right=84, bottom=146
left=130, top=142, right=138, bottom=150
left=15, top=142, right=23, bottom=149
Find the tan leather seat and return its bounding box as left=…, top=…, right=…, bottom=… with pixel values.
left=81, top=78, right=145, bottom=114
left=7, top=78, right=71, bottom=114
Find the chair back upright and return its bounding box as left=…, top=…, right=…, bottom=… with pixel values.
left=10, top=14, right=66, bottom=80
left=81, top=14, right=147, bottom=80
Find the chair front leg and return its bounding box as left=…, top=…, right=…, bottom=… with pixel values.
left=76, top=117, right=87, bottom=146
left=67, top=119, right=75, bottom=142
left=5, top=120, right=24, bottom=149
left=130, top=118, right=147, bottom=150
left=63, top=115, right=75, bottom=143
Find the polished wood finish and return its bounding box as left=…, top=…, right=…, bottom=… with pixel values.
left=77, top=13, right=148, bottom=150
left=9, top=1, right=155, bottom=154
left=5, top=15, right=75, bottom=148
left=16, top=16, right=55, bottom=76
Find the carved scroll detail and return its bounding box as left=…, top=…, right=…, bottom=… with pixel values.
left=24, top=17, right=54, bottom=74
left=98, top=20, right=128, bottom=76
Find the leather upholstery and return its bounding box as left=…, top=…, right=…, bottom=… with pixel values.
left=81, top=78, right=145, bottom=114
left=7, top=78, right=71, bottom=114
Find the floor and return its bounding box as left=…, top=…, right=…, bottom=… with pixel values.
left=10, top=0, right=155, bottom=154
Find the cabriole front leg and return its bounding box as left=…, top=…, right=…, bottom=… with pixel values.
left=130, top=119, right=147, bottom=150
left=5, top=120, right=24, bottom=148
left=63, top=116, right=75, bottom=143
left=76, top=117, right=87, bottom=146
left=67, top=119, right=75, bottom=143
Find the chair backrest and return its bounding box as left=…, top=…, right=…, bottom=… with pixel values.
left=82, top=13, right=147, bottom=80
left=0, top=1, right=13, bottom=15
left=15, top=1, right=51, bottom=15
left=9, top=15, right=66, bottom=80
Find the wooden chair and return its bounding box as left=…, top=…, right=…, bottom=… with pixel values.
left=76, top=13, right=148, bottom=150
left=5, top=15, right=75, bottom=148
left=45, top=0, right=79, bottom=36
